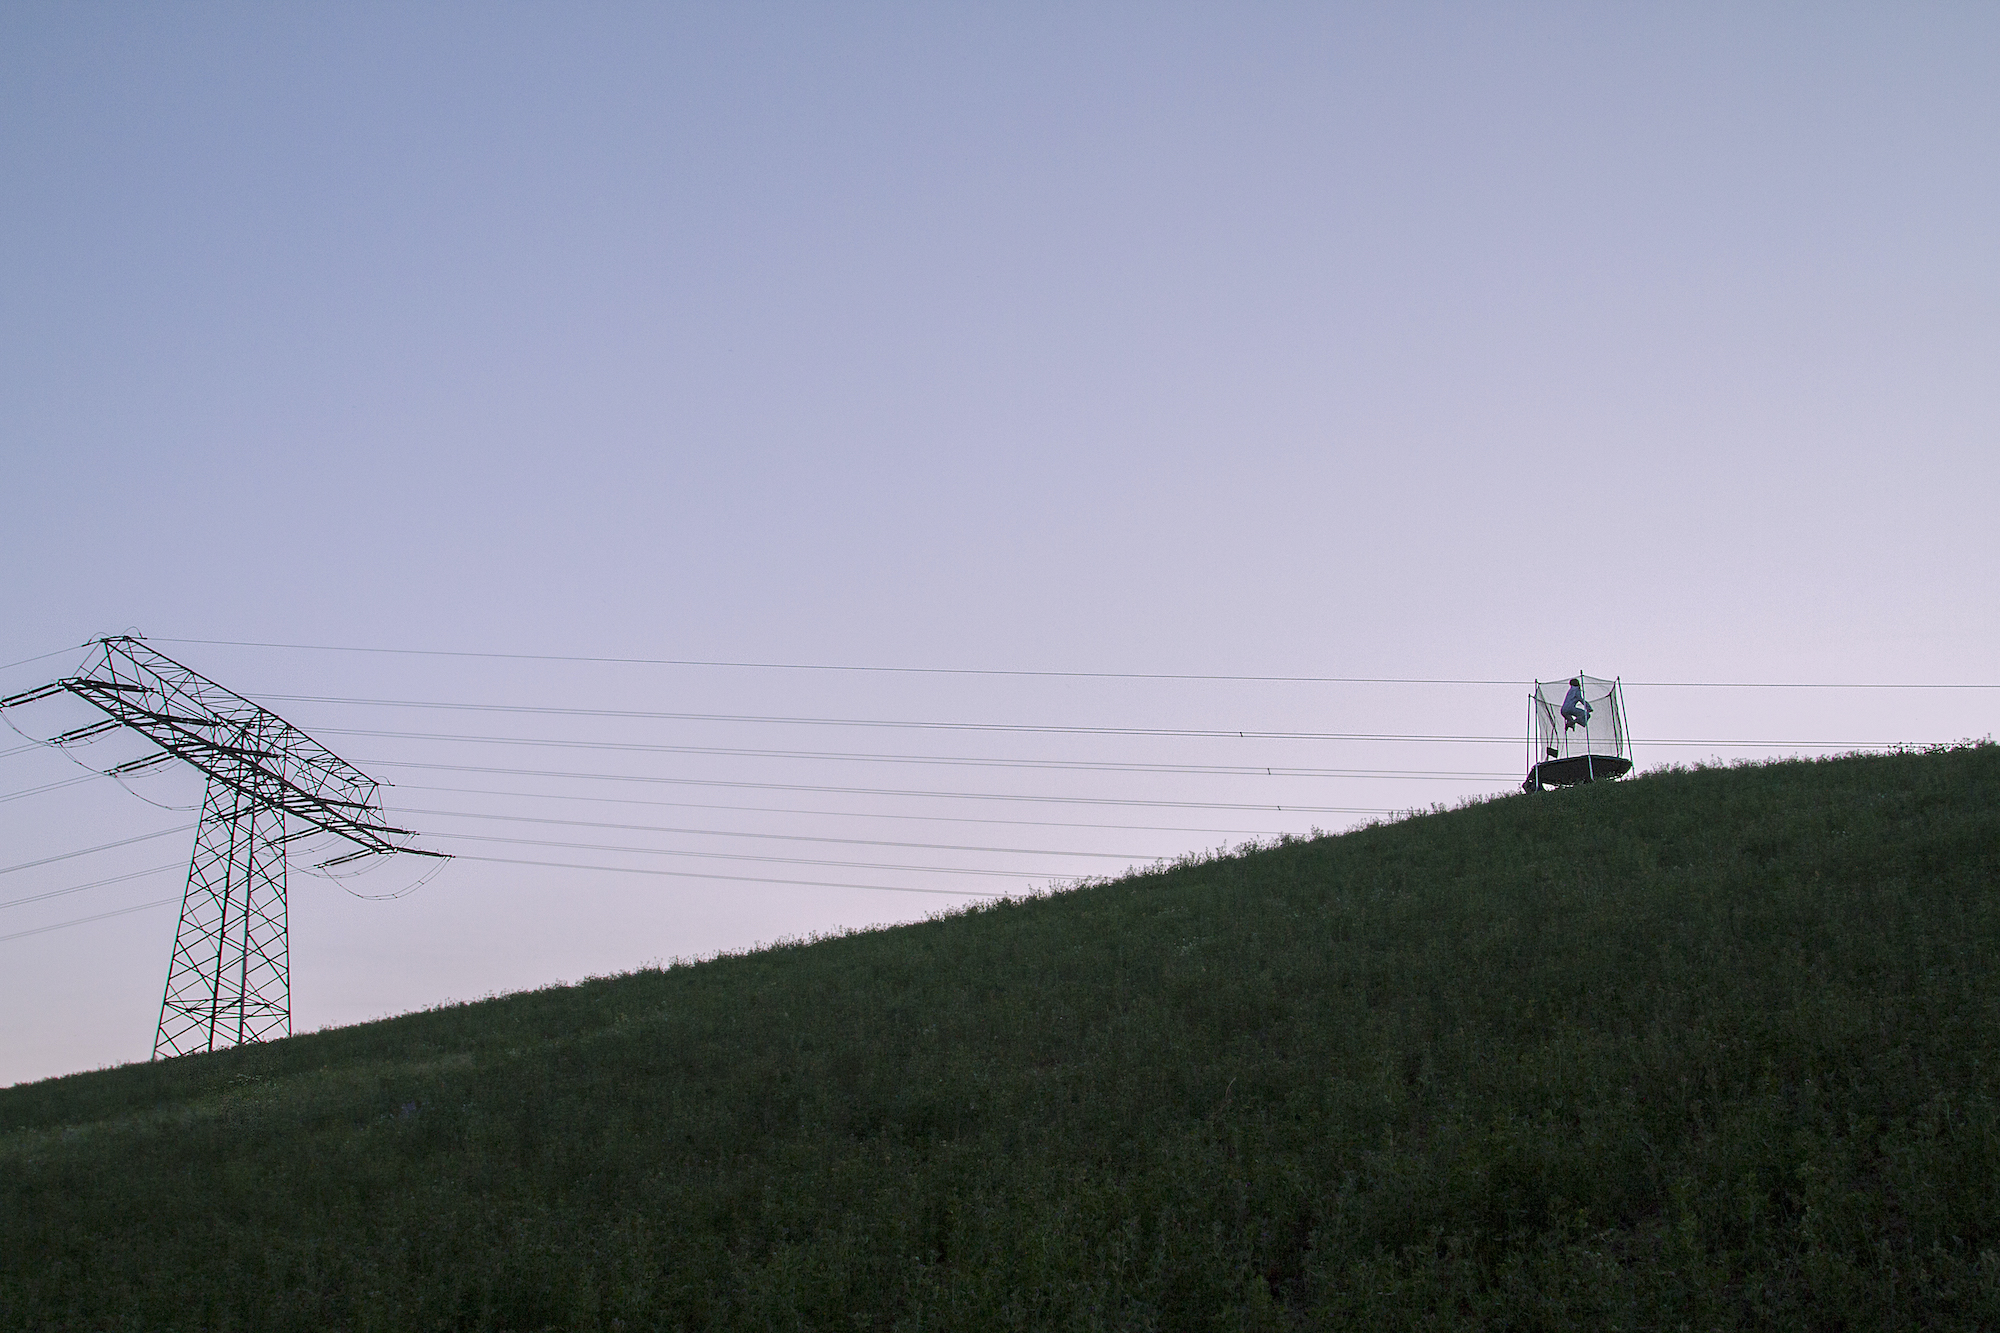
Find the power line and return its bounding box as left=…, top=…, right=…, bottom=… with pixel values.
left=0, top=897, right=181, bottom=945
left=0, top=863, right=182, bottom=913
left=275, top=698, right=1961, bottom=751
left=0, top=826, right=194, bottom=878
left=326, top=727, right=1515, bottom=781
left=1630, top=682, right=2000, bottom=691
left=2, top=814, right=1265, bottom=949
left=255, top=692, right=1986, bottom=748
left=428, top=830, right=1113, bottom=879
left=161, top=638, right=1523, bottom=684
left=158, top=637, right=2000, bottom=688
left=1637, top=739, right=1945, bottom=750
left=268, top=693, right=1521, bottom=741
left=1, top=838, right=1160, bottom=951
left=362, top=758, right=1464, bottom=811
left=451, top=853, right=1014, bottom=898
left=386, top=781, right=1323, bottom=835
left=0, top=854, right=1014, bottom=949
left=402, top=806, right=1164, bottom=861
left=0, top=773, right=104, bottom=804
left=0, top=646, right=84, bottom=676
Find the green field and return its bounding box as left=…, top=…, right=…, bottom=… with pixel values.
left=5, top=745, right=2000, bottom=1330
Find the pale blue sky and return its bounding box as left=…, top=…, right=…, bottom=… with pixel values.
left=3, top=4, right=1995, bottom=1084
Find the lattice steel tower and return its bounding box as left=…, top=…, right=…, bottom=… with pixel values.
left=1, top=637, right=445, bottom=1058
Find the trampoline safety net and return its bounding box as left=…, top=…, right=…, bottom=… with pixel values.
left=1526, top=674, right=1631, bottom=789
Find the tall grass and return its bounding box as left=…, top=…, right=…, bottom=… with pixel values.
left=5, top=745, right=1999, bottom=1329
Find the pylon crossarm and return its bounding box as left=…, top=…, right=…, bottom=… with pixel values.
left=44, top=640, right=413, bottom=858
left=0, top=681, right=69, bottom=708
left=60, top=703, right=403, bottom=852
left=49, top=719, right=123, bottom=745
left=104, top=752, right=177, bottom=776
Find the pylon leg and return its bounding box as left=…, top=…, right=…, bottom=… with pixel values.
left=153, top=777, right=290, bottom=1058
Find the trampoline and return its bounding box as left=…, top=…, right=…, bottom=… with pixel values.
left=1524, top=673, right=1632, bottom=791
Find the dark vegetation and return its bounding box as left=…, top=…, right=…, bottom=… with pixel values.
left=6, top=745, right=2000, bottom=1330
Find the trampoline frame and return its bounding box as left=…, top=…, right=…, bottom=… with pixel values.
left=1524, top=672, right=1632, bottom=792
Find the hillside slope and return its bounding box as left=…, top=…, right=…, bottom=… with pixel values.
left=6, top=746, right=2000, bottom=1330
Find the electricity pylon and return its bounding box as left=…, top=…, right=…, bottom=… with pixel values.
left=1, top=636, right=445, bottom=1058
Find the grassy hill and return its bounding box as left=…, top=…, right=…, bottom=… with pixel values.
left=5, top=745, right=2000, bottom=1330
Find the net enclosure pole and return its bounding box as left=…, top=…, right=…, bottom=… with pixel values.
left=1616, top=676, right=1632, bottom=771
left=1581, top=669, right=1594, bottom=784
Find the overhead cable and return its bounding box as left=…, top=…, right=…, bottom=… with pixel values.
left=0, top=774, right=105, bottom=805
left=0, top=897, right=180, bottom=945
left=426, top=829, right=1118, bottom=879
left=256, top=693, right=1977, bottom=747
left=0, top=863, right=182, bottom=912
left=0, top=826, right=195, bottom=878
left=156, top=637, right=2000, bottom=688
left=0, top=646, right=85, bottom=676
left=387, top=781, right=1320, bottom=835
left=327, top=727, right=1514, bottom=780
left=363, top=758, right=1462, bottom=811
left=451, top=853, right=1016, bottom=898
left=0, top=860, right=1000, bottom=943
left=402, top=806, right=1162, bottom=860
left=270, top=694, right=1523, bottom=741
left=158, top=639, right=1523, bottom=684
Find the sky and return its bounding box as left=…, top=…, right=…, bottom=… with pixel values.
left=2, top=4, right=1995, bottom=1086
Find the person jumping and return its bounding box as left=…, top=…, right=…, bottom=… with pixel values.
left=1561, top=677, right=1593, bottom=731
